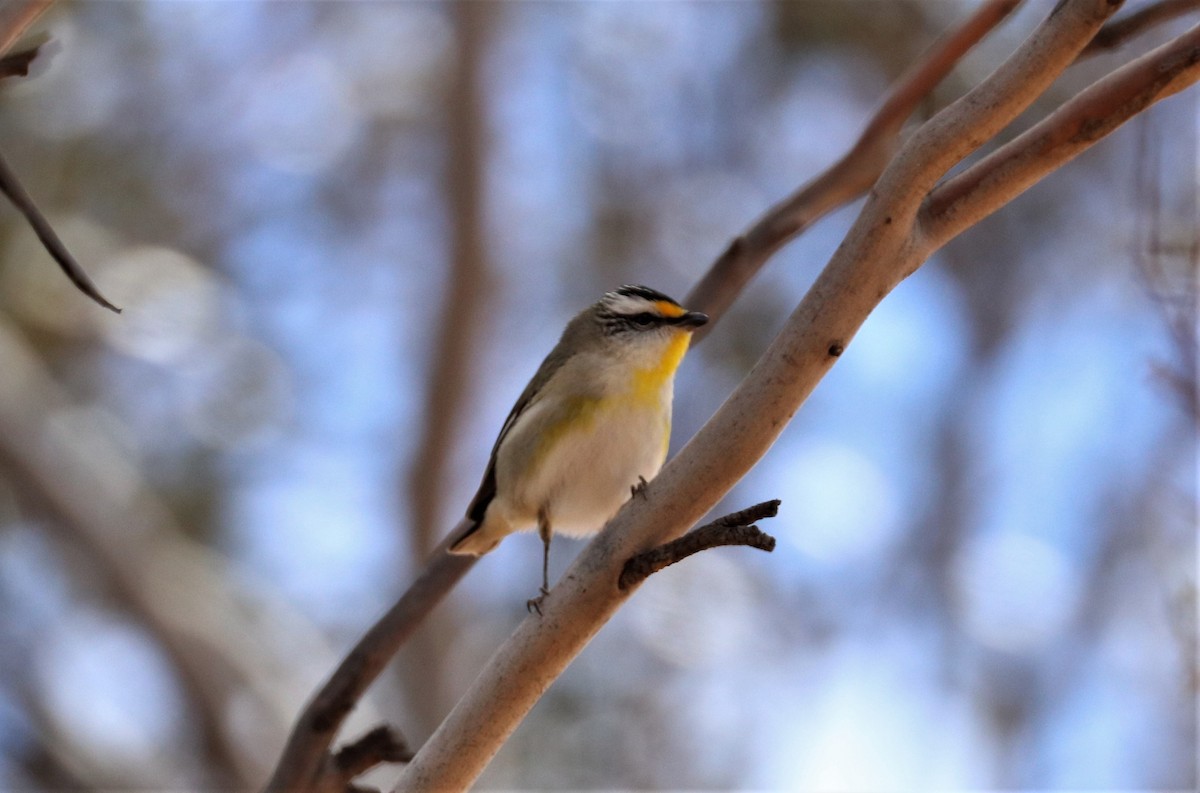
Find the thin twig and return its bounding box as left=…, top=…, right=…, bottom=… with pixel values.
left=707, top=499, right=783, bottom=530
left=0, top=8, right=119, bottom=312
left=0, top=42, right=39, bottom=79
left=0, top=8, right=117, bottom=312
left=332, top=725, right=413, bottom=780
left=619, top=500, right=779, bottom=590
left=0, top=151, right=120, bottom=312
left=1082, top=0, right=1200, bottom=56
left=0, top=4, right=118, bottom=311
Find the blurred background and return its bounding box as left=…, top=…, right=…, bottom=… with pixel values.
left=0, top=1, right=1195, bottom=790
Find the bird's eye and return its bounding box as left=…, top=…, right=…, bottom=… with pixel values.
left=631, top=313, right=656, bottom=326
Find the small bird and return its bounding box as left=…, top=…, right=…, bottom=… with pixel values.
left=448, top=285, right=708, bottom=611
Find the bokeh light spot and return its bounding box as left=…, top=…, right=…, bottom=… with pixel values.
left=953, top=530, right=1082, bottom=652
left=34, top=611, right=187, bottom=773
left=179, top=337, right=293, bottom=451
left=96, top=245, right=222, bottom=364
left=769, top=441, right=901, bottom=565
left=236, top=53, right=362, bottom=175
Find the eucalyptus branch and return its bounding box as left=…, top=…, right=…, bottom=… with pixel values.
left=921, top=23, right=1200, bottom=249
left=266, top=4, right=1021, bottom=786
left=686, top=0, right=1021, bottom=336
left=868, top=0, right=1121, bottom=228
left=395, top=1, right=1196, bottom=788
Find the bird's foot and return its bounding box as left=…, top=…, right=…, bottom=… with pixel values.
left=526, top=586, right=551, bottom=616
left=631, top=476, right=649, bottom=500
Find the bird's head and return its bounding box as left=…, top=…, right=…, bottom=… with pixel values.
left=594, top=284, right=708, bottom=336
left=589, top=285, right=708, bottom=376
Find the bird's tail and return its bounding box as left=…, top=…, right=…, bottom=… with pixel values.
left=446, top=516, right=504, bottom=556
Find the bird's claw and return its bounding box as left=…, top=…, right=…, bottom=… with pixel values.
left=630, top=476, right=649, bottom=500
left=526, top=587, right=551, bottom=616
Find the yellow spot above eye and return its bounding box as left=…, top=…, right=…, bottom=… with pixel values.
left=654, top=301, right=686, bottom=318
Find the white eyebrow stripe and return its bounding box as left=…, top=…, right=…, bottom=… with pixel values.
left=602, top=292, right=658, bottom=316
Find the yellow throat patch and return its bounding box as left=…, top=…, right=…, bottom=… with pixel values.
left=631, top=331, right=692, bottom=399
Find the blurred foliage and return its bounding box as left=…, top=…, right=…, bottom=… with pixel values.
left=0, top=1, right=1194, bottom=790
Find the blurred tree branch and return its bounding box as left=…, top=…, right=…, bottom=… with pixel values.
left=397, top=0, right=491, bottom=743
left=1133, top=110, right=1199, bottom=422
left=686, top=0, right=1200, bottom=338
left=922, top=23, right=1200, bottom=248
left=407, top=0, right=489, bottom=561
left=0, top=322, right=244, bottom=786
left=8, top=677, right=170, bottom=789
left=0, top=318, right=355, bottom=789
left=686, top=0, right=1022, bottom=337
left=0, top=151, right=121, bottom=312
left=0, top=0, right=50, bottom=57
left=1082, top=0, right=1200, bottom=56
left=262, top=2, right=1041, bottom=789
left=394, top=1, right=1200, bottom=789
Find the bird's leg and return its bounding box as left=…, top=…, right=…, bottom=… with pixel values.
left=630, top=475, right=649, bottom=500
left=539, top=521, right=551, bottom=596
left=526, top=512, right=553, bottom=615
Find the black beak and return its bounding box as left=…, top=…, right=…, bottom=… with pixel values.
left=676, top=311, right=708, bottom=329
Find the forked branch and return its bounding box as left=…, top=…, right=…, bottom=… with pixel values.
left=686, top=0, right=1021, bottom=335
left=922, top=23, right=1200, bottom=249
left=265, top=4, right=1016, bottom=788
left=619, top=500, right=780, bottom=590
left=395, top=1, right=1198, bottom=789
left=1082, top=0, right=1200, bottom=55
left=332, top=726, right=413, bottom=792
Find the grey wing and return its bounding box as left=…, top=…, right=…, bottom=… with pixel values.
left=460, top=344, right=572, bottom=528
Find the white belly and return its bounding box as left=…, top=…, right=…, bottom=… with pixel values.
left=490, top=392, right=671, bottom=538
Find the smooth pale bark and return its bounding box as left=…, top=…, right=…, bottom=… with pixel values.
left=395, top=1, right=1197, bottom=789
